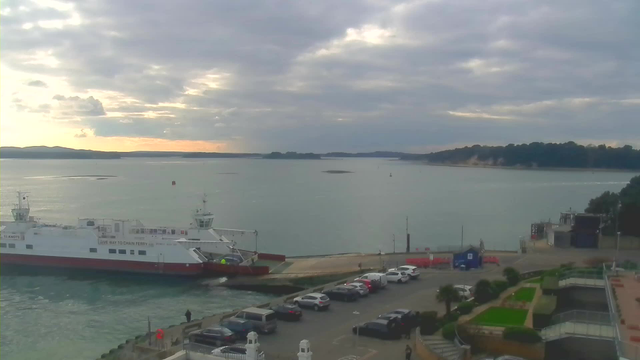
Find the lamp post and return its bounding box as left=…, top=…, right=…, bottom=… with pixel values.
left=615, top=201, right=621, bottom=265
left=353, top=311, right=360, bottom=347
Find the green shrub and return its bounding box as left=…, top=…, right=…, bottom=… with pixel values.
left=503, top=326, right=542, bottom=344
left=503, top=267, right=521, bottom=286
left=456, top=301, right=475, bottom=315
left=442, top=322, right=457, bottom=341
left=438, top=312, right=460, bottom=326
left=491, top=280, right=509, bottom=295
left=419, top=311, right=439, bottom=335
left=474, top=279, right=496, bottom=304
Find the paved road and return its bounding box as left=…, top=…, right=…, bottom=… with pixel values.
left=254, top=248, right=640, bottom=360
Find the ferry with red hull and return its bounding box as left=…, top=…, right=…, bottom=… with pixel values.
left=0, top=192, right=274, bottom=276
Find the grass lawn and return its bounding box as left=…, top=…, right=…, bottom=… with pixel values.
left=471, top=307, right=528, bottom=327
left=509, top=287, right=536, bottom=302
left=525, top=277, right=542, bottom=284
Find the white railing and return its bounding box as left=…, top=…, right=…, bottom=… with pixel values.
left=541, top=321, right=615, bottom=341
left=552, top=310, right=611, bottom=325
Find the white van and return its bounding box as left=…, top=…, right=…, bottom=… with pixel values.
left=356, top=273, right=388, bottom=288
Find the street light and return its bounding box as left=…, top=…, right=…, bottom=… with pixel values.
left=353, top=311, right=360, bottom=347
left=615, top=201, right=621, bottom=265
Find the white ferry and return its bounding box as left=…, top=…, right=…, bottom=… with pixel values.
left=0, top=192, right=258, bottom=276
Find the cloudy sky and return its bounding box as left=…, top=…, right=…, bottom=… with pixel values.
left=1, top=0, right=639, bottom=152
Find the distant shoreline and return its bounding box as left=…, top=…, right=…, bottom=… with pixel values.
left=412, top=161, right=640, bottom=173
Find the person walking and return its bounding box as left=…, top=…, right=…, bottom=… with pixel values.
left=405, top=344, right=412, bottom=360
left=185, top=309, right=192, bottom=323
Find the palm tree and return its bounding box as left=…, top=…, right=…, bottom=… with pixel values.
left=436, top=284, right=461, bottom=315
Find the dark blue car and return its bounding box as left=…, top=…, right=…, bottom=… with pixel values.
left=219, top=318, right=254, bottom=339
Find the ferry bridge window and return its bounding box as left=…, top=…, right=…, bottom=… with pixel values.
left=26, top=244, right=33, bottom=249
left=8, top=243, right=15, bottom=249
left=0, top=243, right=6, bottom=248
left=90, top=248, right=97, bottom=253
left=109, top=249, right=116, bottom=254
left=87, top=220, right=95, bottom=226
left=118, top=249, right=126, bottom=254
left=130, top=250, right=134, bottom=255
left=138, top=250, right=147, bottom=256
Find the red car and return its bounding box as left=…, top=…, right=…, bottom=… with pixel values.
left=350, top=279, right=377, bottom=293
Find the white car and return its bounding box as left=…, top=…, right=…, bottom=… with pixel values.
left=293, top=292, right=331, bottom=311
left=454, top=285, right=473, bottom=300
left=345, top=282, right=369, bottom=297
left=356, top=273, right=388, bottom=288
left=396, top=265, right=420, bottom=279
left=212, top=345, right=265, bottom=359
left=385, top=270, right=410, bottom=283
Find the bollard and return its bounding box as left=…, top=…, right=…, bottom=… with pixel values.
left=245, top=332, right=260, bottom=360
left=298, top=339, right=312, bottom=360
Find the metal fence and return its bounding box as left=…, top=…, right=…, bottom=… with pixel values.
left=551, top=310, right=611, bottom=325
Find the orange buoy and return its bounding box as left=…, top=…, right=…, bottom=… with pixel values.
left=156, top=329, right=164, bottom=340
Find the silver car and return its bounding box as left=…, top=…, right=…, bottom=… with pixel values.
left=293, top=292, right=331, bottom=311
left=345, top=282, right=369, bottom=297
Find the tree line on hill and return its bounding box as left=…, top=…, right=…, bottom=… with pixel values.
left=402, top=142, right=640, bottom=170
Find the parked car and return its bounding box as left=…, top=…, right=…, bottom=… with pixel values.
left=188, top=326, right=237, bottom=347
left=293, top=293, right=331, bottom=311
left=381, top=309, right=417, bottom=327
left=376, top=313, right=403, bottom=329
left=211, top=345, right=265, bottom=358
left=355, top=273, right=388, bottom=288
left=454, top=285, right=474, bottom=300
left=219, top=318, right=254, bottom=339
left=322, top=285, right=360, bottom=302
left=352, top=279, right=379, bottom=293
left=352, top=319, right=402, bottom=340
left=232, top=307, right=277, bottom=334
left=344, top=282, right=369, bottom=297
left=395, top=265, right=420, bottom=279
left=385, top=270, right=410, bottom=283
left=271, top=303, right=303, bottom=321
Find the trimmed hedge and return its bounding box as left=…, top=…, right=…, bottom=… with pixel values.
left=456, top=301, right=475, bottom=315
left=491, top=280, right=509, bottom=294
left=541, top=276, right=558, bottom=295
left=503, top=326, right=542, bottom=344
left=442, top=322, right=457, bottom=341
left=439, top=312, right=460, bottom=326
left=419, top=311, right=439, bottom=335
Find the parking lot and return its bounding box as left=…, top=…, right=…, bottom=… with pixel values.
left=196, top=248, right=640, bottom=360
left=256, top=270, right=493, bottom=359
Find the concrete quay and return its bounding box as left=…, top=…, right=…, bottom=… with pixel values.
left=104, top=247, right=640, bottom=360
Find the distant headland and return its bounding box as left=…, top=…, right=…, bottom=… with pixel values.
left=401, top=142, right=640, bottom=171
left=2, top=143, right=639, bottom=171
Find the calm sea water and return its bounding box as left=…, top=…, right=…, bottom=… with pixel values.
left=0, top=158, right=636, bottom=360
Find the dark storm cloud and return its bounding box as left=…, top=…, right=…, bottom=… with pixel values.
left=2, top=0, right=639, bottom=150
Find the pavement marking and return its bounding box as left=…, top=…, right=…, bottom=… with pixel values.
left=332, top=335, right=349, bottom=344
left=337, top=356, right=359, bottom=360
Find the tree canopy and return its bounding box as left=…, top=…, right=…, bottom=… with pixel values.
left=585, top=175, right=640, bottom=236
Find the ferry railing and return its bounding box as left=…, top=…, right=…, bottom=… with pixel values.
left=184, top=342, right=265, bottom=360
